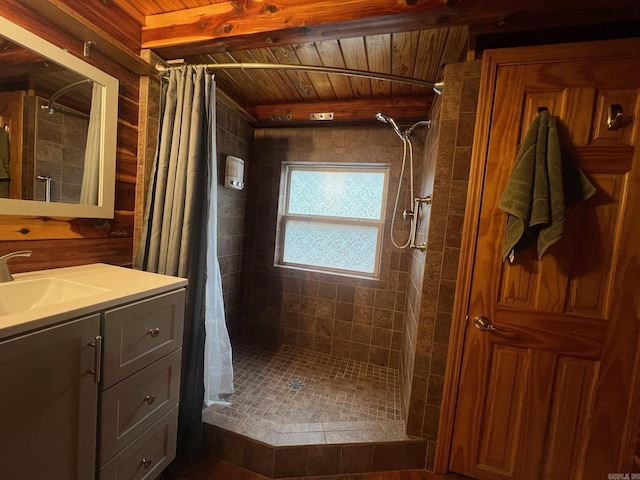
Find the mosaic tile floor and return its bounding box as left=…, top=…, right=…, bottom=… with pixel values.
left=203, top=338, right=414, bottom=446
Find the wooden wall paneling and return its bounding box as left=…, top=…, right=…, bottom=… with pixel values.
left=16, top=0, right=154, bottom=75
left=1, top=237, right=134, bottom=273
left=0, top=0, right=141, bottom=270
left=115, top=182, right=136, bottom=213
left=3, top=1, right=84, bottom=57
left=117, top=152, right=139, bottom=185
left=117, top=122, right=139, bottom=159
left=49, top=0, right=142, bottom=51
left=118, top=95, right=140, bottom=130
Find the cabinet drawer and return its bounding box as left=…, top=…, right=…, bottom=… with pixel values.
left=102, top=289, right=185, bottom=388
left=99, top=349, right=181, bottom=464
left=99, top=405, right=178, bottom=480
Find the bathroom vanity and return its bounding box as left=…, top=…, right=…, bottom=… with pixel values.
left=0, top=264, right=187, bottom=480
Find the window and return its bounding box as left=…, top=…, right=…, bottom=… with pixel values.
left=275, top=162, right=389, bottom=278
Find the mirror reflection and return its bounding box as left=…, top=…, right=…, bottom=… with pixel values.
left=0, top=36, right=101, bottom=205
left=0, top=15, right=117, bottom=219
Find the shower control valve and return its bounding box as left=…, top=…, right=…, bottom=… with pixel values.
left=403, top=210, right=414, bottom=220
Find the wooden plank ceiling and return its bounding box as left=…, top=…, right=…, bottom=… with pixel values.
left=74, top=0, right=640, bottom=126
left=108, top=0, right=470, bottom=126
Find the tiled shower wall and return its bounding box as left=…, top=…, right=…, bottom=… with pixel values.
left=242, top=127, right=424, bottom=369
left=22, top=96, right=88, bottom=203
left=401, top=61, right=481, bottom=469
left=216, top=103, right=254, bottom=340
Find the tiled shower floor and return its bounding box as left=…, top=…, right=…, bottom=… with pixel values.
left=203, top=338, right=414, bottom=446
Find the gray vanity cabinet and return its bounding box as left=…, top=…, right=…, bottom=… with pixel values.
left=0, top=284, right=186, bottom=480
left=98, top=289, right=185, bottom=480
left=0, top=314, right=101, bottom=480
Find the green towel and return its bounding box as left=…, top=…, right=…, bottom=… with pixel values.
left=499, top=111, right=596, bottom=261
left=0, top=128, right=9, bottom=180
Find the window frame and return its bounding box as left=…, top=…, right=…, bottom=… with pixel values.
left=275, top=162, right=389, bottom=279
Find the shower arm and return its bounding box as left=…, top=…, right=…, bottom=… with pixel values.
left=42, top=79, right=92, bottom=114
left=376, top=112, right=432, bottom=140
left=403, top=120, right=432, bottom=138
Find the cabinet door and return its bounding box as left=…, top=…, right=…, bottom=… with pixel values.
left=0, top=314, right=100, bottom=480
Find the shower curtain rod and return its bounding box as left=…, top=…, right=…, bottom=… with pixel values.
left=155, top=62, right=443, bottom=93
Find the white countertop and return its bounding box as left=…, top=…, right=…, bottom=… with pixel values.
left=0, top=263, right=188, bottom=340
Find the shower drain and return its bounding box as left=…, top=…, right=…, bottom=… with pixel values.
left=287, top=379, right=304, bottom=391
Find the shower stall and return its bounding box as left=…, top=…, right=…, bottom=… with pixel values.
left=207, top=117, right=429, bottom=451
left=205, top=61, right=480, bottom=475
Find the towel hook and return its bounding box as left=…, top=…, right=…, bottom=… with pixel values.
left=607, top=104, right=623, bottom=130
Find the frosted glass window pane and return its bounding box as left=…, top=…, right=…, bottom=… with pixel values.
left=289, top=170, right=385, bottom=219
left=283, top=221, right=379, bottom=274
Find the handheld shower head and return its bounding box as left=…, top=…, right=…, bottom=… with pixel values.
left=375, top=112, right=403, bottom=138
left=375, top=112, right=391, bottom=124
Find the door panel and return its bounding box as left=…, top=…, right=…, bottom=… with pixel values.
left=542, top=356, right=598, bottom=479
left=449, top=41, right=640, bottom=479
left=476, top=345, right=527, bottom=477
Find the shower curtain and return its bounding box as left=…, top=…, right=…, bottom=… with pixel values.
left=134, top=66, right=233, bottom=459
left=80, top=82, right=101, bottom=205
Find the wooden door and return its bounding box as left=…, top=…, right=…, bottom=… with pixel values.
left=448, top=40, right=640, bottom=479
left=0, top=90, right=24, bottom=199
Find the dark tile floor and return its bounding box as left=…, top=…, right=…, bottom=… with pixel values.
left=203, top=338, right=414, bottom=446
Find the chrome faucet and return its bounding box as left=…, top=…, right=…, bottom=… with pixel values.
left=0, top=250, right=32, bottom=283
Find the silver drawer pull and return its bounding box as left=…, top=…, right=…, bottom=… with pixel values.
left=87, top=336, right=102, bottom=383
left=147, top=328, right=160, bottom=337
left=144, top=394, right=155, bottom=405
left=141, top=458, right=152, bottom=469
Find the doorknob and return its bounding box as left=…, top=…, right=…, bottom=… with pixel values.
left=473, top=315, right=500, bottom=332
left=607, top=104, right=623, bottom=130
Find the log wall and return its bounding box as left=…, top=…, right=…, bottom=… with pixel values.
left=0, top=1, right=142, bottom=272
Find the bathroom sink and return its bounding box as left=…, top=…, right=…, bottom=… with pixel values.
left=0, top=277, right=109, bottom=316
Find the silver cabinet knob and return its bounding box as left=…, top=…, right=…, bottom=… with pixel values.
left=147, top=328, right=160, bottom=337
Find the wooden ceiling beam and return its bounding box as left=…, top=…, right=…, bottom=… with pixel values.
left=248, top=96, right=434, bottom=127
left=142, top=0, right=449, bottom=52
left=143, top=0, right=640, bottom=59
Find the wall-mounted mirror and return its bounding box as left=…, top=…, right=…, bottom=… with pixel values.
left=0, top=15, right=118, bottom=218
